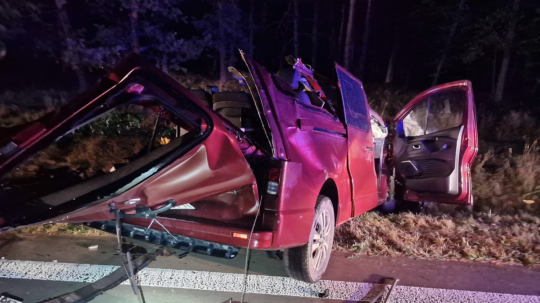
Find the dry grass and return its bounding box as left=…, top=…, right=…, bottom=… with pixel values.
left=15, top=223, right=109, bottom=236
left=472, top=140, right=540, bottom=215
left=0, top=90, right=72, bottom=128
left=335, top=212, right=540, bottom=266
left=0, top=105, right=50, bottom=129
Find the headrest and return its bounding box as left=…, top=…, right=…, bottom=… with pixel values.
left=276, top=68, right=301, bottom=90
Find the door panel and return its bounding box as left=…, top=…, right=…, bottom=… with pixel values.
left=395, top=126, right=462, bottom=195
left=393, top=80, right=478, bottom=204
left=335, top=65, right=378, bottom=215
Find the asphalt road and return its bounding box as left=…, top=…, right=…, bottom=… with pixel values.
left=0, top=233, right=539, bottom=303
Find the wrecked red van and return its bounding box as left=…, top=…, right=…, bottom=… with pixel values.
left=0, top=52, right=478, bottom=282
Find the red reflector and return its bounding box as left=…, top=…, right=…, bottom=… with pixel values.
left=268, top=167, right=280, bottom=182
left=232, top=233, right=248, bottom=239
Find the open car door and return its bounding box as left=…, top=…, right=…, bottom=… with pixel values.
left=0, top=54, right=259, bottom=230
left=335, top=64, right=379, bottom=214
left=393, top=80, right=478, bottom=204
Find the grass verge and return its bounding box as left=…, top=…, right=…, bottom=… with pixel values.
left=14, top=223, right=110, bottom=236
left=335, top=212, right=540, bottom=266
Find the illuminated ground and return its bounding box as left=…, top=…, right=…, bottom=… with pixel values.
left=0, top=234, right=539, bottom=302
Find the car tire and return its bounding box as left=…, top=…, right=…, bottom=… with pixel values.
left=283, top=195, right=335, bottom=283
left=378, top=196, right=397, bottom=213
left=377, top=176, right=396, bottom=213
left=397, top=200, right=425, bottom=213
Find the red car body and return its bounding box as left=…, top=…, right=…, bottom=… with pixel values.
left=0, top=53, right=478, bottom=278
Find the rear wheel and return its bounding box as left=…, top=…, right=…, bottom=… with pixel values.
left=398, top=200, right=425, bottom=213
left=377, top=176, right=397, bottom=213
left=284, top=195, right=335, bottom=283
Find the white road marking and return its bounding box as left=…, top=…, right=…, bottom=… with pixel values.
left=0, top=260, right=538, bottom=303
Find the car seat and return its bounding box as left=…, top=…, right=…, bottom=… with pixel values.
left=212, top=91, right=255, bottom=129
left=276, top=68, right=325, bottom=108
left=189, top=89, right=213, bottom=108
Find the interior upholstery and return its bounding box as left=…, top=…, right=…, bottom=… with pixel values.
left=276, top=68, right=302, bottom=90
left=190, top=89, right=213, bottom=108
left=276, top=68, right=325, bottom=107
left=212, top=91, right=255, bottom=129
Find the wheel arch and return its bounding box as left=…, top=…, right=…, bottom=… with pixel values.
left=319, top=178, right=339, bottom=224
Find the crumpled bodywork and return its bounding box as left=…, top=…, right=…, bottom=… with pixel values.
left=0, top=52, right=478, bottom=252
left=0, top=55, right=260, bottom=231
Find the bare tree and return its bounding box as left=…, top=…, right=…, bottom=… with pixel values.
left=343, top=0, right=357, bottom=70
left=218, top=1, right=227, bottom=89
left=432, top=0, right=466, bottom=86
left=312, top=0, right=318, bottom=64
left=358, top=0, right=372, bottom=77
left=128, top=0, right=140, bottom=53
left=248, top=0, right=254, bottom=56
left=338, top=1, right=347, bottom=62
left=491, top=48, right=497, bottom=97
left=385, top=29, right=400, bottom=84
left=494, top=0, right=520, bottom=102
left=293, top=0, right=299, bottom=57
left=54, top=0, right=87, bottom=91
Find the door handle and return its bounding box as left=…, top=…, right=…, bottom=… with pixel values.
left=366, top=146, right=374, bottom=151
left=412, top=144, right=422, bottom=150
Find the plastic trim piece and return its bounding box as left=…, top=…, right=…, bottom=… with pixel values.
left=86, top=220, right=240, bottom=259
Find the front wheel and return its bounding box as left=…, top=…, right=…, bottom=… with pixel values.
left=283, top=195, right=335, bottom=283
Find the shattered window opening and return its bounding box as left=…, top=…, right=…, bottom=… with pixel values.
left=0, top=88, right=205, bottom=207
left=402, top=89, right=465, bottom=137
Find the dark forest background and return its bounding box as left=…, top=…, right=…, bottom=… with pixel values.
left=1, top=0, right=539, bottom=105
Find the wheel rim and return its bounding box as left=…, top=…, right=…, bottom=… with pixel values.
left=311, top=209, right=332, bottom=271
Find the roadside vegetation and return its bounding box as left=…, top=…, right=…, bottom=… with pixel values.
left=2, top=84, right=540, bottom=266
left=338, top=86, right=540, bottom=266
left=335, top=212, right=540, bottom=266
left=14, top=223, right=108, bottom=236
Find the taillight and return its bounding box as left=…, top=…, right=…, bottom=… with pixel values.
left=266, top=167, right=281, bottom=195
left=232, top=232, right=248, bottom=239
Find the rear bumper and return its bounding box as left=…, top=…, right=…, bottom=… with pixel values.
left=113, top=206, right=314, bottom=250
left=87, top=220, right=243, bottom=259
left=122, top=216, right=275, bottom=249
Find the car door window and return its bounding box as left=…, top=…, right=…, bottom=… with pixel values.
left=335, top=67, right=370, bottom=132
left=402, top=89, right=465, bottom=137
left=426, top=90, right=465, bottom=134
left=403, top=98, right=428, bottom=137
left=1, top=89, right=204, bottom=204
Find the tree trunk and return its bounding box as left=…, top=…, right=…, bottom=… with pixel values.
left=491, top=48, right=497, bottom=98
left=129, top=0, right=140, bottom=53
left=405, top=66, right=411, bottom=86
left=344, top=0, right=357, bottom=70
left=54, top=0, right=87, bottom=91
left=218, top=2, right=227, bottom=90
left=385, top=29, right=400, bottom=84
left=262, top=0, right=268, bottom=25
left=531, top=78, right=540, bottom=96
left=494, top=0, right=520, bottom=103
left=293, top=0, right=299, bottom=57
left=385, top=49, right=395, bottom=84
left=75, top=69, right=86, bottom=91
left=161, top=53, right=169, bottom=74
left=329, top=1, right=337, bottom=58
left=312, top=0, right=318, bottom=65
left=338, top=1, right=346, bottom=62
left=432, top=0, right=466, bottom=86
left=248, top=0, right=255, bottom=56
left=358, top=0, right=372, bottom=77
